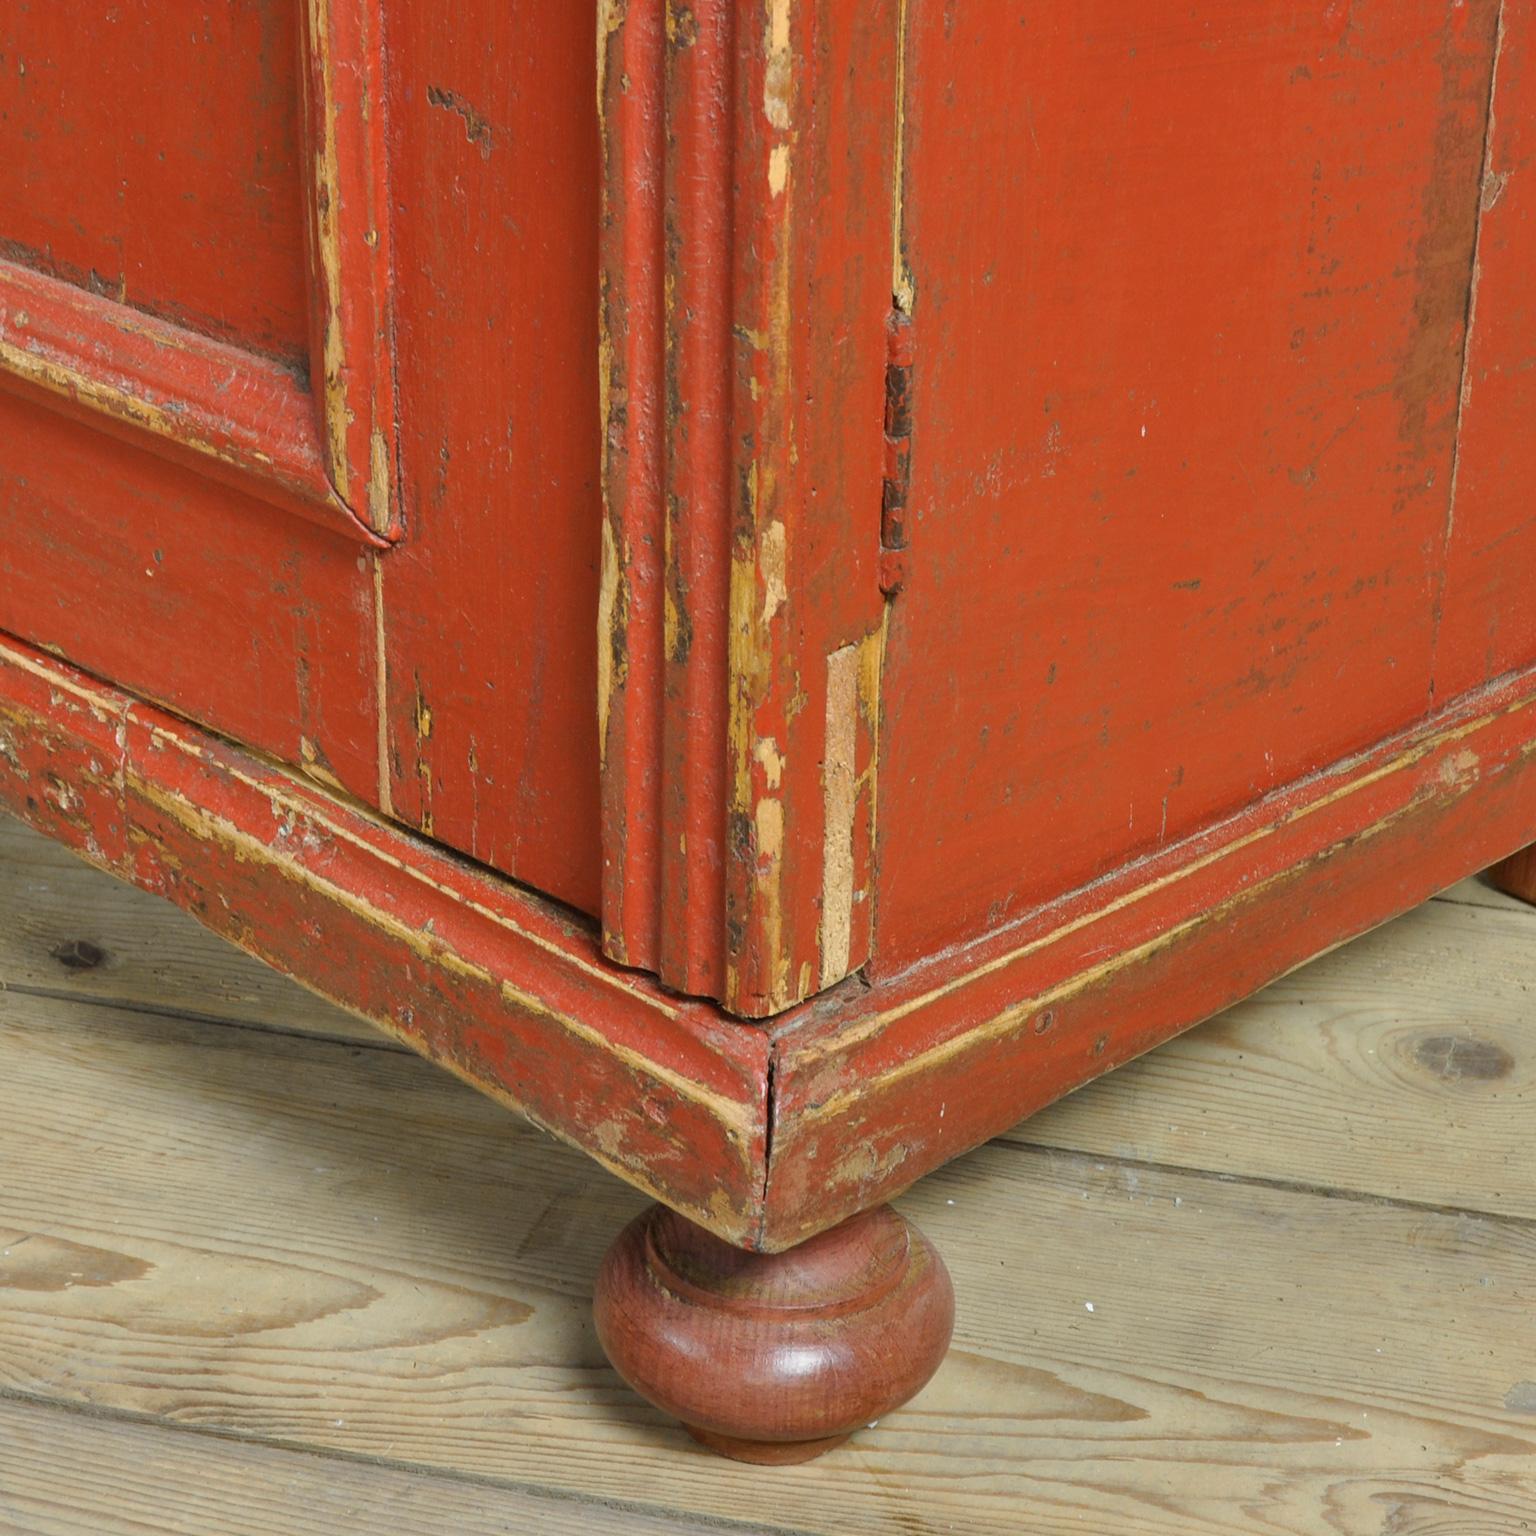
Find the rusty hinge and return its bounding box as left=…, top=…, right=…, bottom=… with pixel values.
left=879, top=309, right=914, bottom=596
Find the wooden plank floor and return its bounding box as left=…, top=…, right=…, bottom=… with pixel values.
left=1, top=811, right=1533, bottom=1535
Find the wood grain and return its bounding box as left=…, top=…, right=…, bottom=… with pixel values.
left=1010, top=896, right=1536, bottom=1220
left=15, top=625, right=1536, bottom=1252
left=2, top=974, right=1533, bottom=1534
left=0, top=1396, right=749, bottom=1536
left=597, top=0, right=898, bottom=1012
left=595, top=1203, right=953, bottom=1462
left=1, top=2, right=609, bottom=911
left=766, top=662, right=1536, bottom=1247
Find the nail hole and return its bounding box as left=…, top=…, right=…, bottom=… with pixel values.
left=52, top=939, right=107, bottom=972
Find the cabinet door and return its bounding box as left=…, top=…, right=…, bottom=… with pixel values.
left=0, top=0, right=393, bottom=801
left=0, top=4, right=606, bottom=914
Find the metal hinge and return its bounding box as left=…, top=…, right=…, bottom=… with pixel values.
left=879, top=309, right=914, bottom=596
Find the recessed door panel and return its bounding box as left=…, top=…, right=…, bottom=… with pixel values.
left=0, top=0, right=395, bottom=538
left=0, top=0, right=310, bottom=364
left=0, top=0, right=394, bottom=808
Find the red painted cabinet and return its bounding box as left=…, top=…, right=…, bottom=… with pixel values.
left=1, top=0, right=604, bottom=907
left=3, top=0, right=1535, bottom=1462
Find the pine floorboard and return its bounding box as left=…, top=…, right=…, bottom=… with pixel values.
left=1, top=813, right=1532, bottom=1534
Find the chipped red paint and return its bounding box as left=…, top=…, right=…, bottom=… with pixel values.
left=599, top=0, right=898, bottom=1015
left=0, top=0, right=397, bottom=541
left=597, top=0, right=668, bottom=973
left=1433, top=0, right=1536, bottom=700
left=9, top=634, right=1536, bottom=1255
left=646, top=0, right=737, bottom=999
left=0, top=0, right=311, bottom=363
left=377, top=1, right=607, bottom=913
left=299, top=0, right=399, bottom=536
left=0, top=635, right=769, bottom=1242
left=0, top=3, right=605, bottom=916
left=0, top=388, right=384, bottom=805
left=0, top=259, right=376, bottom=543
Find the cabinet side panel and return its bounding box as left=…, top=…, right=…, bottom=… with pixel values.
left=378, top=4, right=604, bottom=913
left=1433, top=1, right=1536, bottom=698
left=875, top=0, right=1497, bottom=968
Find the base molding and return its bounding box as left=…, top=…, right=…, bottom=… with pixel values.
left=762, top=665, right=1536, bottom=1246
left=6, top=633, right=1536, bottom=1252
left=0, top=634, right=771, bottom=1241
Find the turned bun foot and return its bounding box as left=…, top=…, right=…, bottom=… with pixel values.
left=1491, top=843, right=1536, bottom=905
left=593, top=1203, right=954, bottom=1463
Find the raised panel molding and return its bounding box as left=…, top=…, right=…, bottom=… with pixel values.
left=0, top=0, right=397, bottom=544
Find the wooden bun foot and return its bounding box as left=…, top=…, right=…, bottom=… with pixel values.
left=594, top=1203, right=954, bottom=1462
left=1491, top=843, right=1536, bottom=905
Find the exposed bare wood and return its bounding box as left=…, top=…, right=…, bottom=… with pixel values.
left=0, top=260, right=372, bottom=541
left=8, top=806, right=1531, bottom=1239
left=597, top=0, right=899, bottom=1013
left=0, top=636, right=771, bottom=1242
left=763, top=661, right=1536, bottom=1247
